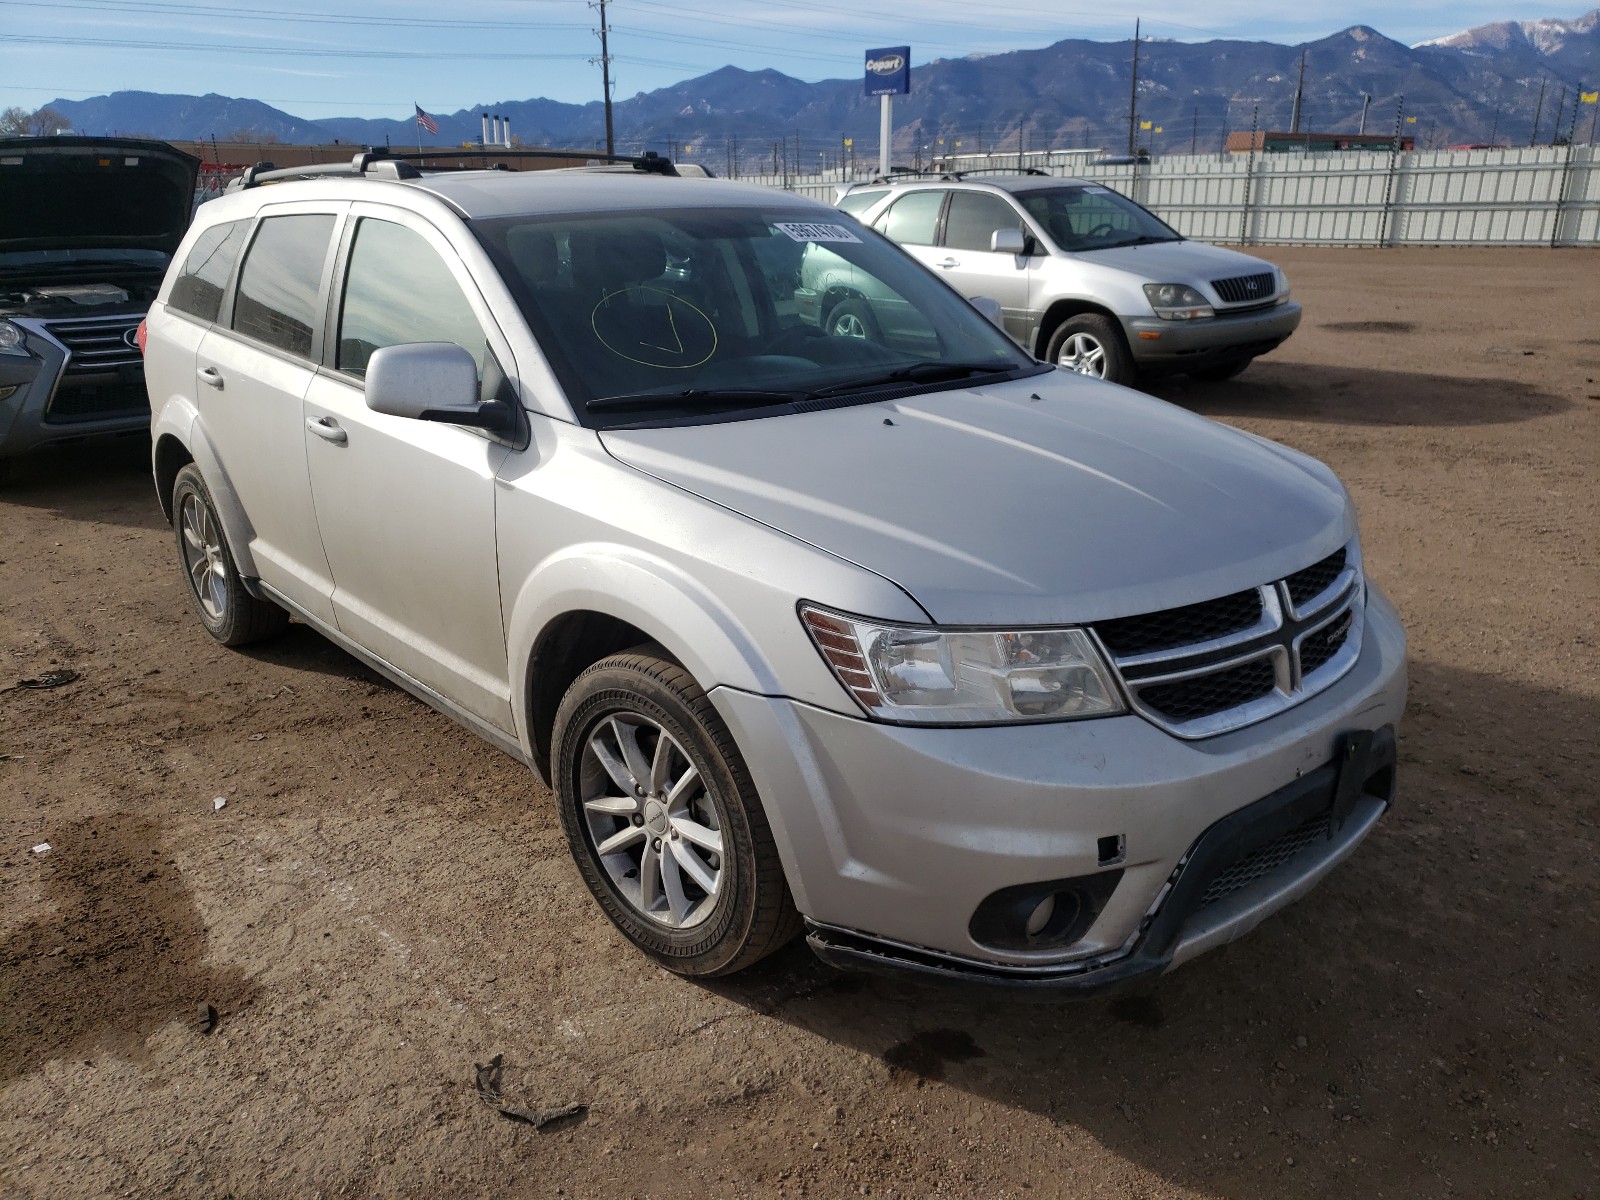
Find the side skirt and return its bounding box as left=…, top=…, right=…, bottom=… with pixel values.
left=253, top=579, right=532, bottom=769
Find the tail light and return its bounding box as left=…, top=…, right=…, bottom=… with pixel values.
left=135, top=318, right=148, bottom=357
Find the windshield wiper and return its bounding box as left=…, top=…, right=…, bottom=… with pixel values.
left=810, top=361, right=1015, bottom=399
left=586, top=387, right=804, bottom=413
left=1088, top=234, right=1179, bottom=250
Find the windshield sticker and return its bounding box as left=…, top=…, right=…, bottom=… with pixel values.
left=1082, top=186, right=1110, bottom=194
left=775, top=222, right=862, bottom=244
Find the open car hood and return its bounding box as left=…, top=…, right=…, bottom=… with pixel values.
left=0, top=136, right=201, bottom=259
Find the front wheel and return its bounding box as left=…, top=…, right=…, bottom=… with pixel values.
left=1045, top=314, right=1134, bottom=385
left=551, top=649, right=801, bottom=977
left=825, top=298, right=882, bottom=343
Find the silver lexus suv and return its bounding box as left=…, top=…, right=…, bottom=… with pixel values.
left=840, top=174, right=1302, bottom=386
left=141, top=149, right=1404, bottom=990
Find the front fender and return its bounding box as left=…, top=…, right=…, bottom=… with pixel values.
left=151, top=399, right=259, bottom=580
left=505, top=541, right=788, bottom=750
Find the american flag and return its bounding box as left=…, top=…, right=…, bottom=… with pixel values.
left=414, top=104, right=439, bottom=135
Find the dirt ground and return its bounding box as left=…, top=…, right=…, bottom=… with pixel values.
left=2, top=246, right=1597, bottom=1199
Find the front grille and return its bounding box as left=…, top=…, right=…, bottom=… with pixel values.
left=1091, top=542, right=1363, bottom=738
left=44, top=318, right=142, bottom=375
left=1199, top=809, right=1332, bottom=907
left=1094, top=589, right=1262, bottom=658
left=1141, top=657, right=1276, bottom=722
left=43, top=379, right=149, bottom=423
left=1285, top=548, right=1346, bottom=608
left=1211, top=272, right=1276, bottom=305
left=1299, top=612, right=1353, bottom=675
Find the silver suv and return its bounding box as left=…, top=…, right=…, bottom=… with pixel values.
left=142, top=150, right=1404, bottom=989
left=843, top=174, right=1302, bottom=386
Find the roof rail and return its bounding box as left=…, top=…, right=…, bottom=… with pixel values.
left=226, top=146, right=682, bottom=191
left=947, top=167, right=1052, bottom=179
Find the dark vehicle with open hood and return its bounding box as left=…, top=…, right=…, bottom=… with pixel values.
left=0, top=136, right=199, bottom=481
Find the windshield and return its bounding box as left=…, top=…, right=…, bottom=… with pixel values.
left=1018, top=186, right=1181, bottom=252
left=471, top=206, right=1038, bottom=427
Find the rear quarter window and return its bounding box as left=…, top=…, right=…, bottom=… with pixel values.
left=167, top=220, right=249, bottom=323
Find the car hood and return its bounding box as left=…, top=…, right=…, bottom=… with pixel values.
left=1074, top=239, right=1275, bottom=288
left=600, top=373, right=1354, bottom=626
left=0, top=137, right=200, bottom=258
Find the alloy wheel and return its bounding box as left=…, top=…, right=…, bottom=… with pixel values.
left=179, top=492, right=227, bottom=622
left=579, top=713, right=724, bottom=929
left=1057, top=332, right=1107, bottom=376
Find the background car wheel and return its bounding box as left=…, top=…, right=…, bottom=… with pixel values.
left=1046, top=315, right=1134, bottom=385
left=171, top=464, right=288, bottom=647
left=1189, top=357, right=1254, bottom=383
left=552, top=648, right=801, bottom=977
left=825, top=298, right=883, bottom=343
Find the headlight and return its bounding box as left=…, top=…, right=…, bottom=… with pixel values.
left=1273, top=267, right=1291, bottom=305
left=0, top=320, right=29, bottom=357
left=800, top=605, right=1127, bottom=724
left=1141, top=283, right=1214, bottom=321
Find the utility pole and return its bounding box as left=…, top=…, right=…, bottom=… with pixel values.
left=1359, top=93, right=1372, bottom=136
left=1550, top=86, right=1567, bottom=145
left=1191, top=104, right=1198, bottom=154
left=1290, top=48, right=1307, bottom=134
left=590, top=0, right=615, bottom=156
left=1126, top=18, right=1141, bottom=156
left=1530, top=77, right=1546, bottom=147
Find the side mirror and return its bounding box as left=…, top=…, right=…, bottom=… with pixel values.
left=365, top=342, right=515, bottom=434
left=990, top=228, right=1027, bottom=255
left=969, top=296, right=1005, bottom=329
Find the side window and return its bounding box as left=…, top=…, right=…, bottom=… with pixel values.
left=167, top=220, right=248, bottom=322
left=836, top=188, right=887, bottom=217
left=944, top=192, right=1023, bottom=253
left=232, top=214, right=335, bottom=358
left=336, top=218, right=488, bottom=377
left=873, top=191, right=944, bottom=246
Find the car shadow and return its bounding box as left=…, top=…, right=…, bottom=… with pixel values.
left=700, top=658, right=1599, bottom=1197
left=1146, top=361, right=1571, bottom=428
left=0, top=438, right=166, bottom=531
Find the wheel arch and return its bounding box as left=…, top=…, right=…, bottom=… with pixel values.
left=1034, top=297, right=1126, bottom=359
left=150, top=400, right=261, bottom=578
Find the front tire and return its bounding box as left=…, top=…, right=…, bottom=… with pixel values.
left=825, top=298, right=883, bottom=343
left=171, top=463, right=288, bottom=646
left=1045, top=314, right=1134, bottom=385
left=552, top=649, right=801, bottom=977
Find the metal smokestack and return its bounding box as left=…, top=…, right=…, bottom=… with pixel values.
left=481, top=112, right=490, bottom=145
left=503, top=115, right=512, bottom=146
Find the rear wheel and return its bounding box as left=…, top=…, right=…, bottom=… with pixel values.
left=171, top=464, right=288, bottom=646
left=1189, top=357, right=1254, bottom=383
left=1045, top=314, right=1134, bottom=385
left=552, top=649, right=801, bottom=976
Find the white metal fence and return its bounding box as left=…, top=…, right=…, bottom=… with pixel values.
left=739, top=145, right=1600, bottom=248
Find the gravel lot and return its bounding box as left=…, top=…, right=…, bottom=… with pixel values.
left=2, top=246, right=1597, bottom=1199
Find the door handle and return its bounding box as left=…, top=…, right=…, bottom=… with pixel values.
left=197, top=366, right=224, bottom=390
left=938, top=258, right=960, bottom=268
left=306, top=416, right=348, bottom=445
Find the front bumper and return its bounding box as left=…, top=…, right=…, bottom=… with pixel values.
left=710, top=582, right=1406, bottom=991
left=0, top=317, right=151, bottom=462
left=1122, top=301, right=1302, bottom=373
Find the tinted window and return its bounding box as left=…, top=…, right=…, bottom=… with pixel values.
left=944, top=192, right=1024, bottom=253
left=232, top=214, right=335, bottom=357
left=337, top=219, right=486, bottom=377
left=836, top=188, right=887, bottom=216
left=873, top=191, right=943, bottom=246
left=1018, top=186, right=1180, bottom=251
left=168, top=220, right=248, bottom=323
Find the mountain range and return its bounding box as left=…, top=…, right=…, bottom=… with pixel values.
left=43, top=9, right=1600, bottom=163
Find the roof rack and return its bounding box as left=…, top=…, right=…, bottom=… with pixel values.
left=860, top=165, right=1055, bottom=186
left=228, top=146, right=682, bottom=191
left=947, top=167, right=1052, bottom=179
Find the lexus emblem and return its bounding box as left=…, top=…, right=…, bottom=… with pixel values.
left=122, top=327, right=140, bottom=350
left=1245, top=280, right=1258, bottom=293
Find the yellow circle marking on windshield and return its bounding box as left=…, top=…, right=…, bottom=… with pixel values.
left=590, top=287, right=718, bottom=369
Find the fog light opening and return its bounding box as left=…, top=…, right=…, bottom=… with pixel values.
left=1024, top=894, right=1056, bottom=938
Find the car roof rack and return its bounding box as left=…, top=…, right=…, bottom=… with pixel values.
left=946, top=167, right=1052, bottom=179
left=228, top=146, right=682, bottom=191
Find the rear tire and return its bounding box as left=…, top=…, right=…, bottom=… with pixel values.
left=552, top=649, right=801, bottom=977
left=1045, top=314, right=1134, bottom=385
left=1190, top=357, right=1254, bottom=383
left=171, top=464, right=288, bottom=647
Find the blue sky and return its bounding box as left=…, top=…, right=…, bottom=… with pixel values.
left=0, top=0, right=1588, bottom=120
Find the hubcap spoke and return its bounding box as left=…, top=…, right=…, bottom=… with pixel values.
left=670, top=815, right=721, bottom=856
left=589, top=730, right=638, bottom=796
left=664, top=762, right=700, bottom=807
left=583, top=795, right=638, bottom=817
left=595, top=824, right=646, bottom=856
left=658, top=842, right=690, bottom=922
left=668, top=838, right=718, bottom=896
left=648, top=731, right=674, bottom=795
left=611, top=717, right=653, bottom=791
left=637, top=840, right=662, bottom=913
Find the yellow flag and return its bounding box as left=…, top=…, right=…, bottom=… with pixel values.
left=843, top=137, right=853, bottom=147
left=1406, top=115, right=1417, bottom=123
left=1581, top=90, right=1599, bottom=103
left=1154, top=126, right=1163, bottom=134
left=1140, top=120, right=1152, bottom=130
